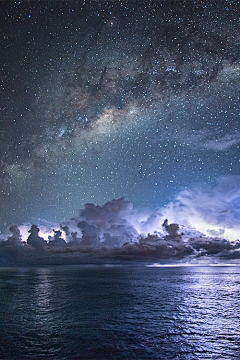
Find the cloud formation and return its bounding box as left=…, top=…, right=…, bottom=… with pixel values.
left=1, top=176, right=240, bottom=265
left=172, top=128, right=240, bottom=151
left=204, top=132, right=240, bottom=151
left=74, top=197, right=139, bottom=247
left=162, top=175, right=240, bottom=240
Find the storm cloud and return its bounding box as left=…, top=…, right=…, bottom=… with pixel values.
left=1, top=176, right=240, bottom=265
left=162, top=175, right=240, bottom=239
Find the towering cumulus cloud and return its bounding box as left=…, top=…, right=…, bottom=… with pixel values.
left=75, top=197, right=138, bottom=247
left=0, top=176, right=240, bottom=265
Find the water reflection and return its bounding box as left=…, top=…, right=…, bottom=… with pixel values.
left=176, top=267, right=240, bottom=359
left=0, top=265, right=239, bottom=359
left=33, top=268, right=52, bottom=308
left=1, top=268, right=64, bottom=358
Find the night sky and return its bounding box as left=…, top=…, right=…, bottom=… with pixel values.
left=1, top=0, right=240, bottom=239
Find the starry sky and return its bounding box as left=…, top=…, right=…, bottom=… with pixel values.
left=1, top=0, right=240, bottom=236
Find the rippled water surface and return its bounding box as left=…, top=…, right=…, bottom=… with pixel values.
left=0, top=264, right=240, bottom=359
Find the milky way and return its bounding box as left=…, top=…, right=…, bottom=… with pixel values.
left=1, top=0, right=240, bottom=243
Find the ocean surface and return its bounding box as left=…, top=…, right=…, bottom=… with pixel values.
left=0, top=264, right=239, bottom=360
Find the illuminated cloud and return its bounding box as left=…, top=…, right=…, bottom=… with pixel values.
left=162, top=175, right=240, bottom=241
left=1, top=175, right=240, bottom=265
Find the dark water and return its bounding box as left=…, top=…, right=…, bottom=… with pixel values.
left=0, top=264, right=240, bottom=360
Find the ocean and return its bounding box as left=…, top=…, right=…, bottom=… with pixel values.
left=0, top=264, right=239, bottom=359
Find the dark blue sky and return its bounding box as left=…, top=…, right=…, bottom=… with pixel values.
left=1, top=0, right=240, bottom=234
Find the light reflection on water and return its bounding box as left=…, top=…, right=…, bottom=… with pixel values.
left=0, top=265, right=239, bottom=359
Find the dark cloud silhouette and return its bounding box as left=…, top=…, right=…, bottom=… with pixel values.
left=27, top=225, right=47, bottom=250
left=7, top=225, right=22, bottom=245
left=162, top=219, right=180, bottom=238
left=60, top=224, right=70, bottom=236
left=189, top=236, right=232, bottom=255
left=77, top=221, right=100, bottom=247
left=48, top=229, right=66, bottom=248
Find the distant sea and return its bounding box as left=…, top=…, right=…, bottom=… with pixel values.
left=0, top=264, right=239, bottom=360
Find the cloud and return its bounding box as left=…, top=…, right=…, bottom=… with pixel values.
left=1, top=177, right=240, bottom=265
left=204, top=132, right=240, bottom=151
left=161, top=175, right=240, bottom=240
left=74, top=197, right=139, bottom=247
left=207, top=228, right=225, bottom=237
left=27, top=225, right=47, bottom=249
left=171, top=128, right=240, bottom=151
left=162, top=219, right=180, bottom=237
